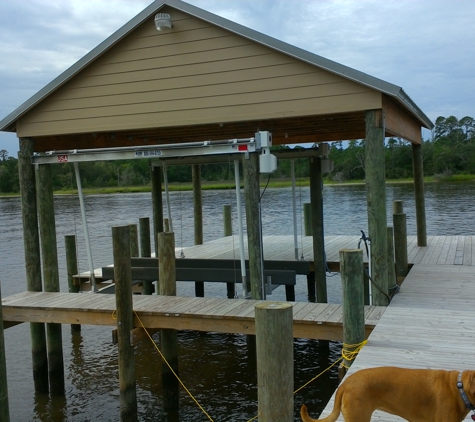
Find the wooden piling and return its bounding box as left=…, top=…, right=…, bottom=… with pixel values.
left=309, top=157, right=327, bottom=303
left=223, top=204, right=235, bottom=298
left=151, top=166, right=164, bottom=257
left=164, top=218, right=170, bottom=232
left=157, top=232, right=179, bottom=411
left=18, top=138, right=49, bottom=393
left=223, top=204, right=232, bottom=237
left=0, top=281, right=10, bottom=422
left=129, top=224, right=139, bottom=258
left=365, top=110, right=389, bottom=306
left=112, top=225, right=138, bottom=422
left=387, top=227, right=397, bottom=290
left=65, top=235, right=81, bottom=331
left=339, top=249, right=365, bottom=372
left=393, top=201, right=408, bottom=279
left=412, top=143, right=427, bottom=246
left=139, top=218, right=153, bottom=295
left=243, top=153, right=264, bottom=300
left=303, top=202, right=312, bottom=236
left=37, top=164, right=65, bottom=395
left=192, top=164, right=205, bottom=297
left=255, top=302, right=293, bottom=421
left=192, top=164, right=203, bottom=245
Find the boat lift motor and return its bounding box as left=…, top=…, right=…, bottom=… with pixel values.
left=256, top=131, right=277, bottom=174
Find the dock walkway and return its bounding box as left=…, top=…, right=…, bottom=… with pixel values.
left=2, top=292, right=384, bottom=341
left=317, top=262, right=475, bottom=421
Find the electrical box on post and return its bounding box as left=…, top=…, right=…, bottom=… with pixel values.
left=256, top=131, right=277, bottom=173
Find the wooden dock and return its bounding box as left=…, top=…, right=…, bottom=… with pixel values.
left=177, top=234, right=474, bottom=265
left=316, top=261, right=475, bottom=421
left=2, top=291, right=384, bottom=341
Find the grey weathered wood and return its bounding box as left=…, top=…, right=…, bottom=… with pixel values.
left=139, top=218, right=153, bottom=295
left=0, top=281, right=10, bottom=422
left=243, top=153, right=263, bottom=299
left=412, top=143, right=427, bottom=246
left=223, top=204, right=232, bottom=237
left=393, top=201, right=408, bottom=278
left=365, top=110, right=388, bottom=306
left=65, top=235, right=81, bottom=331
left=164, top=218, right=170, bottom=232
left=303, top=202, right=312, bottom=236
left=37, top=164, right=64, bottom=395
left=340, top=249, right=365, bottom=370
left=129, top=224, right=139, bottom=258
left=157, top=232, right=179, bottom=410
left=255, top=302, right=293, bottom=421
left=18, top=138, right=49, bottom=393
left=309, top=157, right=327, bottom=303
left=386, top=227, right=397, bottom=290
left=192, top=164, right=205, bottom=297
left=151, top=166, right=163, bottom=257
left=112, top=225, right=138, bottom=422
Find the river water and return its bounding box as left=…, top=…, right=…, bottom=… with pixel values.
left=1, top=182, right=474, bottom=421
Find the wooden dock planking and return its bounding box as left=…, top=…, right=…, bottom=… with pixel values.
left=2, top=291, right=385, bottom=341
left=317, top=262, right=475, bottom=422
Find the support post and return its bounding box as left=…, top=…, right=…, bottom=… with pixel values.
left=365, top=110, right=389, bottom=306
left=412, top=143, right=427, bottom=246
left=223, top=204, right=235, bottom=298
left=223, top=204, right=232, bottom=237
left=309, top=157, right=327, bottom=303
left=340, top=249, right=365, bottom=372
left=255, top=302, right=293, bottom=421
left=151, top=166, right=164, bottom=257
left=387, top=227, right=397, bottom=290
left=192, top=164, right=204, bottom=297
left=112, top=226, right=138, bottom=422
left=139, top=218, right=153, bottom=295
left=157, top=232, right=179, bottom=411
left=303, top=202, right=312, bottom=236
left=65, top=235, right=81, bottom=331
left=37, top=164, right=65, bottom=395
left=129, top=224, right=139, bottom=258
left=192, top=164, right=203, bottom=245
left=18, top=138, right=48, bottom=393
left=0, top=281, right=10, bottom=422
left=393, top=200, right=408, bottom=279
left=243, top=153, right=264, bottom=300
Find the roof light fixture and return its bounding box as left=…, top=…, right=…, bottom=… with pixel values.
left=155, top=13, right=172, bottom=31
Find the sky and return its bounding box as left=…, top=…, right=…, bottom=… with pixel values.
left=1, top=0, right=474, bottom=157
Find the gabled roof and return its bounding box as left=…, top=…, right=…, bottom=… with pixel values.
left=0, top=0, right=433, bottom=133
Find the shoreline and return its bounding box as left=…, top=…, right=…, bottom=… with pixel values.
left=0, top=175, right=474, bottom=197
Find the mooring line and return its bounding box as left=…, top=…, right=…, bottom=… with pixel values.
left=133, top=311, right=216, bottom=422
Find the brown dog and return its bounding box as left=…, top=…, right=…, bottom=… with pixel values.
left=301, top=366, right=475, bottom=422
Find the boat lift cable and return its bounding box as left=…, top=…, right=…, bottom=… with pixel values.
left=358, top=230, right=400, bottom=303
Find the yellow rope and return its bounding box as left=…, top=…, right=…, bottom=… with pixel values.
left=117, top=308, right=366, bottom=422
left=245, top=340, right=367, bottom=422
left=341, top=340, right=368, bottom=369
left=133, top=311, right=216, bottom=422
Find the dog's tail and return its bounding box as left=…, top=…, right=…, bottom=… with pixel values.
left=300, top=389, right=342, bottom=421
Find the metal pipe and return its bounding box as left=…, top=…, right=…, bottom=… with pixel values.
left=162, top=163, right=173, bottom=233
left=73, top=162, right=96, bottom=292
left=290, top=159, right=299, bottom=260
left=234, top=160, right=247, bottom=298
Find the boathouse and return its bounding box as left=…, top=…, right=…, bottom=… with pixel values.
left=0, top=0, right=436, bottom=417
left=0, top=0, right=433, bottom=300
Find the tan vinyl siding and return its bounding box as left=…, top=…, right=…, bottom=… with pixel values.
left=17, top=8, right=382, bottom=137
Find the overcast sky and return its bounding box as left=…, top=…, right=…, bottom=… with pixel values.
left=1, top=0, right=474, bottom=156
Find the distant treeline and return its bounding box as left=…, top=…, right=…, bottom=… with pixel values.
left=1, top=115, right=474, bottom=194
